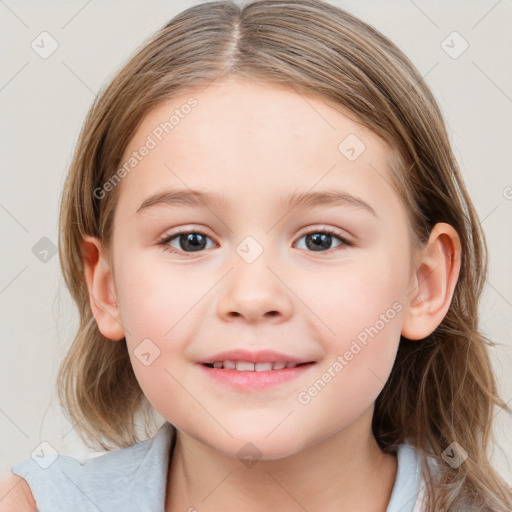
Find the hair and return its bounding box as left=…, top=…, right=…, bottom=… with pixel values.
left=56, top=0, right=512, bottom=510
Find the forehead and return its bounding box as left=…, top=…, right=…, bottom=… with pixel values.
left=127, top=77, right=388, bottom=155
left=116, top=78, right=397, bottom=215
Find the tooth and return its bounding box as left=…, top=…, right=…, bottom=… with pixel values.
left=210, top=360, right=299, bottom=371
left=236, top=361, right=255, bottom=371
left=255, top=362, right=273, bottom=372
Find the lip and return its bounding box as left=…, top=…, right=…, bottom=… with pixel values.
left=198, top=361, right=317, bottom=391
left=197, top=349, right=313, bottom=365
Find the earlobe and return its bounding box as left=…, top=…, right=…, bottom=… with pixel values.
left=81, top=235, right=125, bottom=341
left=401, top=223, right=461, bottom=341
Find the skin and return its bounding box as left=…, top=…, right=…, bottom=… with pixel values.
left=82, top=78, right=461, bottom=511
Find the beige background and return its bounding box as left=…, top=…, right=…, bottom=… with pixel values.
left=1, top=0, right=511, bottom=483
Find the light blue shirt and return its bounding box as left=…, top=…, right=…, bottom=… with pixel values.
left=11, top=422, right=424, bottom=511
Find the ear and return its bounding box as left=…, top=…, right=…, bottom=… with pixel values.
left=401, top=222, right=462, bottom=340
left=81, top=235, right=125, bottom=341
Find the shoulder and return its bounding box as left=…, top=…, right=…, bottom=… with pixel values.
left=7, top=423, right=175, bottom=511
left=0, top=473, right=37, bottom=512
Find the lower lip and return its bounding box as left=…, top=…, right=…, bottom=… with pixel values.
left=197, top=363, right=316, bottom=391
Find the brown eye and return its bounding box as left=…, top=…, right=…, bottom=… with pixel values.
left=296, top=229, right=351, bottom=253
left=158, top=230, right=216, bottom=255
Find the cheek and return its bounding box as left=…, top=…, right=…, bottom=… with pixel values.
left=300, top=248, right=407, bottom=344
left=300, top=249, right=407, bottom=410
left=113, top=257, right=200, bottom=409
left=295, top=289, right=404, bottom=437
left=116, top=254, right=198, bottom=339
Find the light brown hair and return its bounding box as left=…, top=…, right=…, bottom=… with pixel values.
left=57, top=1, right=512, bottom=510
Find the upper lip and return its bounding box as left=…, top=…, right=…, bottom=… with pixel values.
left=197, top=349, right=315, bottom=365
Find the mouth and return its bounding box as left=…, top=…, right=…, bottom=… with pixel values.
left=201, top=361, right=314, bottom=371
left=198, top=361, right=317, bottom=391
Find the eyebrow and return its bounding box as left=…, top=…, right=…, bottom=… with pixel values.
left=135, top=188, right=377, bottom=217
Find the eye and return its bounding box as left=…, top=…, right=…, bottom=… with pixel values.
left=295, top=228, right=352, bottom=253
left=156, top=227, right=352, bottom=256
left=157, top=229, right=216, bottom=255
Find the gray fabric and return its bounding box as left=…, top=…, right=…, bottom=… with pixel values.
left=11, top=423, right=423, bottom=511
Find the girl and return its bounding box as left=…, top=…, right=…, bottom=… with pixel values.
left=3, top=0, right=511, bottom=510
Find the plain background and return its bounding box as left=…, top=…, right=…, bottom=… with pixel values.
left=1, top=0, right=511, bottom=484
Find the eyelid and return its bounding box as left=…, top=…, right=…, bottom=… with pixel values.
left=156, top=224, right=353, bottom=257
left=156, top=225, right=352, bottom=244
left=294, top=224, right=353, bottom=243
left=156, top=227, right=217, bottom=258
left=155, top=225, right=216, bottom=245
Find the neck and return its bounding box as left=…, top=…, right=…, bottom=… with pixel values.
left=165, top=409, right=397, bottom=512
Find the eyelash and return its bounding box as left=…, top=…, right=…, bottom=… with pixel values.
left=156, top=227, right=353, bottom=257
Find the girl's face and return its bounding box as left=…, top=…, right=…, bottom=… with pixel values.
left=108, top=78, right=417, bottom=459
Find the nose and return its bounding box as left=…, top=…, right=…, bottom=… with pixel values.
left=216, top=254, right=293, bottom=324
